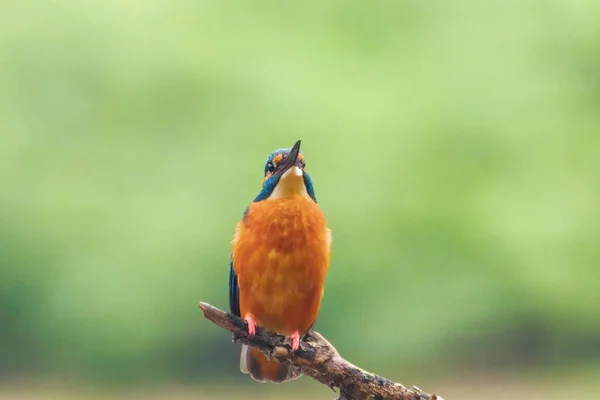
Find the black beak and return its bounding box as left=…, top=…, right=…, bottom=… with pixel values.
left=279, top=139, right=301, bottom=172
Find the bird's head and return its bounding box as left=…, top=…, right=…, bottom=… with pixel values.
left=253, top=139, right=317, bottom=203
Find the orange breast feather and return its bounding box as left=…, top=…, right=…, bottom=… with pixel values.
left=231, top=196, right=331, bottom=335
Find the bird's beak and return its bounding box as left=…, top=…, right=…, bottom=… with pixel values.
left=267, top=139, right=306, bottom=198
left=278, top=139, right=301, bottom=173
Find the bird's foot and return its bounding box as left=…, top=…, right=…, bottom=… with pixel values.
left=244, top=315, right=256, bottom=336
left=285, top=330, right=301, bottom=351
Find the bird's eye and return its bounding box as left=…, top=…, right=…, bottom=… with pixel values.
left=266, top=162, right=275, bottom=173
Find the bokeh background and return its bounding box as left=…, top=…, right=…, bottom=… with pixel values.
left=2, top=1, right=600, bottom=399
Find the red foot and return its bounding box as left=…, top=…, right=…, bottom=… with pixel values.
left=287, top=330, right=300, bottom=351
left=245, top=315, right=256, bottom=336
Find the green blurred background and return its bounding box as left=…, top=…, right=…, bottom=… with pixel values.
left=1, top=1, right=599, bottom=399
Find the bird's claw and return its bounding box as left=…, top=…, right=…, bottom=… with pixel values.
left=244, top=315, right=256, bottom=336
left=285, top=330, right=300, bottom=351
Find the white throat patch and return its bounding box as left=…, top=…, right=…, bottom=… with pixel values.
left=268, top=166, right=308, bottom=199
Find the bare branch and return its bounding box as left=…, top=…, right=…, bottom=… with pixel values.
left=198, top=302, right=444, bottom=400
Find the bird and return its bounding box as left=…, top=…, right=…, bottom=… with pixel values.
left=228, top=139, right=332, bottom=383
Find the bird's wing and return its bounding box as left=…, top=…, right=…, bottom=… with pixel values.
left=229, top=257, right=241, bottom=317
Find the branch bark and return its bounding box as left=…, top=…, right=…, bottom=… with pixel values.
left=198, top=302, right=444, bottom=400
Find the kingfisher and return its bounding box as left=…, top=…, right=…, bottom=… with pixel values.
left=228, top=139, right=332, bottom=383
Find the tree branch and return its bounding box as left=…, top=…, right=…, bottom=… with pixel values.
left=198, top=302, right=444, bottom=400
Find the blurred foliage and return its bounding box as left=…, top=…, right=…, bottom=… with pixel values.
left=1, top=0, right=599, bottom=387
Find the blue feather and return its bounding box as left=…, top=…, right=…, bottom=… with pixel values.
left=229, top=258, right=240, bottom=317
left=303, top=172, right=317, bottom=203
left=252, top=174, right=281, bottom=202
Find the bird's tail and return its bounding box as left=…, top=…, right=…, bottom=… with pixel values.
left=239, top=344, right=301, bottom=383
